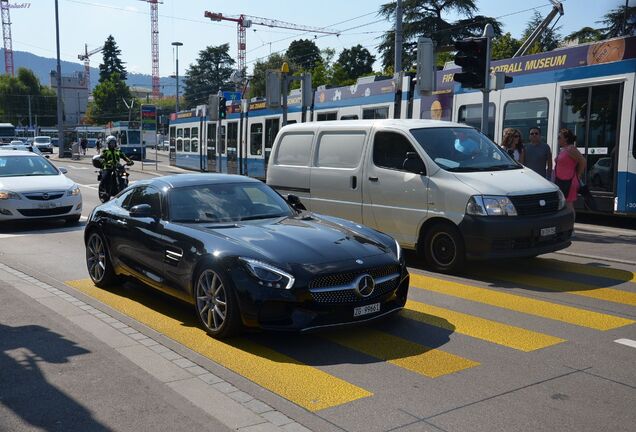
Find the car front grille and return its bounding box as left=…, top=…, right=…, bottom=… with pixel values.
left=310, top=277, right=400, bottom=304
left=308, top=264, right=400, bottom=290
left=24, top=192, right=65, bottom=201
left=18, top=206, right=72, bottom=217
left=509, top=192, right=559, bottom=216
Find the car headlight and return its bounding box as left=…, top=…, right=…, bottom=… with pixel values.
left=67, top=185, right=81, bottom=196
left=557, top=189, right=566, bottom=210
left=0, top=191, right=21, bottom=200
left=394, top=239, right=402, bottom=261
left=239, top=257, right=295, bottom=289
left=466, top=195, right=517, bottom=216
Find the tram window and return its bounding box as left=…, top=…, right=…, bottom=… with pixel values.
left=227, top=122, right=238, bottom=159
left=362, top=107, right=389, bottom=119
left=169, top=126, right=176, bottom=150
left=340, top=115, right=359, bottom=120
left=176, top=128, right=183, bottom=152
left=250, top=123, right=263, bottom=156
left=317, top=112, right=337, bottom=121
left=287, top=120, right=297, bottom=125
left=220, top=126, right=226, bottom=154
left=265, top=118, right=279, bottom=162
left=119, top=132, right=128, bottom=145
left=207, top=124, right=216, bottom=153
left=191, top=127, right=199, bottom=153
left=458, top=103, right=495, bottom=140
left=503, top=98, right=549, bottom=144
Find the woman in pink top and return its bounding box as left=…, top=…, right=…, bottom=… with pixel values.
left=554, top=128, right=586, bottom=212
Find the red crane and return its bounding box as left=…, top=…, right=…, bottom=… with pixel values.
left=78, top=44, right=103, bottom=90
left=204, top=11, right=339, bottom=78
left=1, top=0, right=14, bottom=76
left=140, top=0, right=161, bottom=98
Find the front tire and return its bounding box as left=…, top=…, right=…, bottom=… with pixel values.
left=194, top=266, right=241, bottom=339
left=86, top=231, right=120, bottom=287
left=423, top=223, right=466, bottom=273
left=65, top=214, right=81, bottom=225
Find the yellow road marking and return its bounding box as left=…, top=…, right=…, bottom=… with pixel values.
left=67, top=279, right=371, bottom=411
left=404, top=300, right=564, bottom=352
left=533, top=258, right=636, bottom=284
left=323, top=328, right=479, bottom=378
left=473, top=268, right=636, bottom=307
left=410, top=274, right=634, bottom=331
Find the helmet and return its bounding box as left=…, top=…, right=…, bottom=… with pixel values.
left=106, top=135, right=117, bottom=149
left=92, top=154, right=104, bottom=168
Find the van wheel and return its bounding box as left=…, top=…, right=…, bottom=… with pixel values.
left=423, top=223, right=465, bottom=273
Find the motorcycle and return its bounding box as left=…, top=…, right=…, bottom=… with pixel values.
left=93, top=155, right=131, bottom=203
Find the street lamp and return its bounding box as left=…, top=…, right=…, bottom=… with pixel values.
left=171, top=41, right=183, bottom=113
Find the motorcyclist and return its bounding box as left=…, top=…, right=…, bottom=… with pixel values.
left=99, top=135, right=133, bottom=199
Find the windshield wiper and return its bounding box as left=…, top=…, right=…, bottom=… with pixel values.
left=238, top=214, right=287, bottom=221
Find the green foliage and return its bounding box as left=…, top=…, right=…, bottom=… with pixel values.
left=336, top=45, right=375, bottom=81
left=521, top=11, right=562, bottom=54
left=87, top=73, right=134, bottom=124
left=99, top=35, right=127, bottom=83
left=598, top=5, right=635, bottom=38
left=491, top=33, right=522, bottom=60
left=436, top=51, right=455, bottom=68
left=286, top=39, right=322, bottom=71
left=183, top=44, right=235, bottom=109
left=0, top=68, right=57, bottom=126
left=378, top=0, right=502, bottom=70
left=564, top=27, right=604, bottom=44
left=249, top=53, right=287, bottom=99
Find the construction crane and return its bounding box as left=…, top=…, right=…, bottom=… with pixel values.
left=1, top=0, right=14, bottom=76
left=204, top=11, right=340, bottom=79
left=139, top=0, right=161, bottom=98
left=78, top=44, right=103, bottom=90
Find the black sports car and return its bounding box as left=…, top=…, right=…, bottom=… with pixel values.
left=84, top=174, right=409, bottom=338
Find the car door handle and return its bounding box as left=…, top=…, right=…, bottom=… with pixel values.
left=368, top=176, right=379, bottom=182
left=351, top=175, right=357, bottom=189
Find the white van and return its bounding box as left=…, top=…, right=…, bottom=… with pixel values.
left=267, top=120, right=574, bottom=272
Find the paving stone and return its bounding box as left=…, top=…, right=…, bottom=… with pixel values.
left=212, top=381, right=238, bottom=394
left=243, top=399, right=274, bottom=414
left=138, top=338, right=159, bottom=347
left=281, top=423, right=312, bottom=432
left=261, top=411, right=293, bottom=427
left=160, top=350, right=182, bottom=361
left=184, top=365, right=208, bottom=376
left=149, top=344, right=171, bottom=354
left=198, top=373, right=224, bottom=385
left=228, top=390, right=253, bottom=403
left=173, top=358, right=196, bottom=368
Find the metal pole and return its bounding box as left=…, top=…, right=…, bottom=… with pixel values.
left=395, top=0, right=403, bottom=72
left=624, top=0, right=629, bottom=36
left=54, top=0, right=64, bottom=157
left=27, top=95, right=32, bottom=128
left=481, top=24, right=494, bottom=138
left=282, top=76, right=288, bottom=127
left=172, top=42, right=182, bottom=113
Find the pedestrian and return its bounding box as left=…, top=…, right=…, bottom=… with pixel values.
left=554, top=128, right=586, bottom=214
left=80, top=137, right=88, bottom=156
left=95, top=139, right=102, bottom=154
left=501, top=128, right=524, bottom=162
left=524, top=127, right=553, bottom=178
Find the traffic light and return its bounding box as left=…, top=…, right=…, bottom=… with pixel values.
left=453, top=37, right=488, bottom=89
left=219, top=97, right=227, bottom=119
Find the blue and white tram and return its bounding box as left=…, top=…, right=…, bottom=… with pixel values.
left=104, top=121, right=145, bottom=160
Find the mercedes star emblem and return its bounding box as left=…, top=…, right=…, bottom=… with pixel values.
left=354, top=274, right=375, bottom=298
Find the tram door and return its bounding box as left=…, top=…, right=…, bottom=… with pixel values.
left=560, top=83, right=623, bottom=212
left=226, top=122, right=239, bottom=175
left=206, top=123, right=218, bottom=172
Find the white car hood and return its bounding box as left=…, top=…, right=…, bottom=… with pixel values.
left=454, top=168, right=558, bottom=196
left=0, top=174, right=75, bottom=193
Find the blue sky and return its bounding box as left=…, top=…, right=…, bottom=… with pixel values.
left=8, top=0, right=631, bottom=83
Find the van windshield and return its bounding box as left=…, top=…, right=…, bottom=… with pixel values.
left=410, top=127, right=521, bottom=172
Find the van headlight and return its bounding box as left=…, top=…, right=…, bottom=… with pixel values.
left=239, top=258, right=295, bottom=289
left=466, top=195, right=517, bottom=216
left=557, top=189, right=566, bottom=210
left=0, top=191, right=21, bottom=200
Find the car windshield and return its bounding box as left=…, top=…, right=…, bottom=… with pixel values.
left=169, top=182, right=294, bottom=223
left=34, top=137, right=49, bottom=143
left=0, top=155, right=59, bottom=177
left=410, top=127, right=521, bottom=172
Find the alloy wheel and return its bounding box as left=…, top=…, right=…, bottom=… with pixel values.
left=87, top=233, right=106, bottom=282
left=196, top=269, right=228, bottom=332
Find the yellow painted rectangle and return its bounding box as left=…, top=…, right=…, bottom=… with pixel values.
left=323, top=328, right=479, bottom=378
left=66, top=279, right=371, bottom=411
left=534, top=258, right=636, bottom=284
left=410, top=274, right=634, bottom=331
left=404, top=300, right=564, bottom=352
left=474, top=268, right=636, bottom=307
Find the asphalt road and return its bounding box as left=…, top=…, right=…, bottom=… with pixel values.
left=1, top=155, right=634, bottom=432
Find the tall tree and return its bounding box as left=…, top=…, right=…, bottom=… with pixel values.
left=564, top=27, right=604, bottom=44
left=491, top=33, right=522, bottom=60
left=286, top=39, right=321, bottom=71
left=378, top=0, right=502, bottom=70
left=183, top=44, right=235, bottom=108
left=598, top=4, right=635, bottom=38
left=336, top=45, right=375, bottom=81
left=86, top=72, right=134, bottom=124
left=99, top=35, right=127, bottom=83
left=248, top=52, right=286, bottom=99
left=521, top=11, right=562, bottom=54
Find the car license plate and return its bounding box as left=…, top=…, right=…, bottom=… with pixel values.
left=38, top=202, right=57, bottom=209
left=540, top=226, right=556, bottom=236
left=354, top=303, right=380, bottom=317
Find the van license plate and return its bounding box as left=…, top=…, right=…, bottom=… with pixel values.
left=540, top=227, right=556, bottom=236
left=354, top=303, right=380, bottom=317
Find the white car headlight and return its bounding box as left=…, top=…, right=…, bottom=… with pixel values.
left=466, top=195, right=517, bottom=216
left=0, top=191, right=21, bottom=200
left=67, top=185, right=81, bottom=196
left=239, top=257, right=295, bottom=289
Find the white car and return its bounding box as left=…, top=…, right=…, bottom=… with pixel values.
left=0, top=150, right=82, bottom=223
left=33, top=136, right=54, bottom=154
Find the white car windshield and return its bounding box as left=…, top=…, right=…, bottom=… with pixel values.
left=0, top=155, right=59, bottom=177
left=34, top=137, right=50, bottom=143
left=410, top=127, right=521, bottom=172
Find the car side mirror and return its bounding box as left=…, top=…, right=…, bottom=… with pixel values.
left=45, top=155, right=50, bottom=159
left=130, top=204, right=158, bottom=219
left=287, top=194, right=307, bottom=211
left=59, top=167, right=68, bottom=174
left=402, top=152, right=426, bottom=175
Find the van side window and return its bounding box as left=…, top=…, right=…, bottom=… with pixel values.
left=315, top=132, right=365, bottom=168
left=274, top=133, right=313, bottom=166
left=373, top=131, right=420, bottom=171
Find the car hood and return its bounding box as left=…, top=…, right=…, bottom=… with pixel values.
left=453, top=168, right=558, bottom=196
left=188, top=215, right=392, bottom=265
left=0, top=174, right=74, bottom=193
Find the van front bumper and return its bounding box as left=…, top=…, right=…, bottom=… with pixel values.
left=458, top=207, right=574, bottom=260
